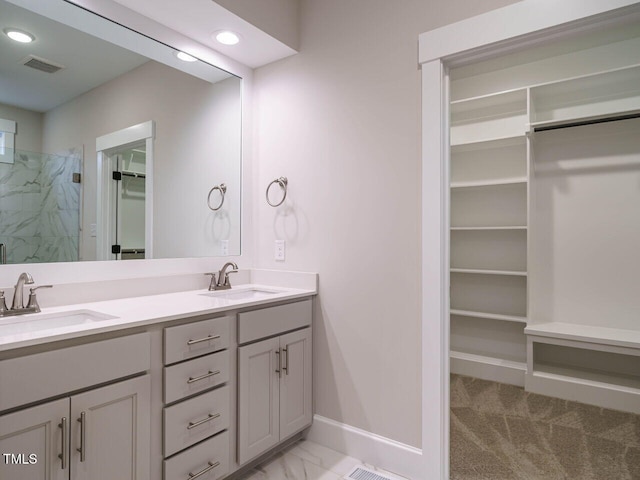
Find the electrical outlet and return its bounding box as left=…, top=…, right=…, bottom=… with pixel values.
left=90, top=223, right=97, bottom=237
left=221, top=239, right=229, bottom=256
left=275, top=240, right=285, bottom=261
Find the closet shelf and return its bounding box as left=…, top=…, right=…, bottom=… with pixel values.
left=450, top=177, right=527, bottom=189
left=450, top=87, right=527, bottom=111
left=451, top=309, right=527, bottom=324
left=450, top=268, right=527, bottom=277
left=450, top=133, right=527, bottom=149
left=450, top=226, right=527, bottom=231
left=451, top=132, right=528, bottom=148
left=525, top=322, right=640, bottom=351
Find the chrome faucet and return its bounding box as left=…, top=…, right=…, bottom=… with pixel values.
left=0, top=272, right=53, bottom=317
left=11, top=272, right=34, bottom=310
left=204, top=262, right=239, bottom=291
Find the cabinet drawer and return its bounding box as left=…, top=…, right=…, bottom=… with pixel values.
left=238, top=299, right=312, bottom=344
left=164, top=315, right=231, bottom=365
left=0, top=333, right=150, bottom=412
left=164, top=431, right=229, bottom=480
left=163, top=386, right=230, bottom=457
left=164, top=351, right=229, bottom=404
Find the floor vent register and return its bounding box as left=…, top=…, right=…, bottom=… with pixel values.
left=343, top=465, right=404, bottom=480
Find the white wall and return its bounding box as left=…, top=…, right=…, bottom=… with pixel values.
left=41, top=62, right=241, bottom=261
left=252, top=0, right=520, bottom=448
left=0, top=103, right=43, bottom=154
left=214, top=0, right=299, bottom=51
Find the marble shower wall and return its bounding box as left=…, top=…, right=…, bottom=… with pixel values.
left=0, top=147, right=81, bottom=264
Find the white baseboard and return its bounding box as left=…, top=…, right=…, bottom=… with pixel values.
left=306, top=415, right=423, bottom=480
left=450, top=351, right=525, bottom=387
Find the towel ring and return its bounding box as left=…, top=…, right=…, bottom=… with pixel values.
left=207, top=183, right=226, bottom=211
left=266, top=177, right=288, bottom=207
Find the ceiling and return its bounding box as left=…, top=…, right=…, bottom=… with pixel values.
left=0, top=0, right=148, bottom=112
left=110, top=0, right=297, bottom=69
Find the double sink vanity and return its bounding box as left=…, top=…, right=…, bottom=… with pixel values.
left=0, top=268, right=316, bottom=480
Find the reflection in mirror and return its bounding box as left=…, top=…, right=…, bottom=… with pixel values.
left=0, top=0, right=242, bottom=264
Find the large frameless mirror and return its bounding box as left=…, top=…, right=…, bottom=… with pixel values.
left=0, top=0, right=242, bottom=264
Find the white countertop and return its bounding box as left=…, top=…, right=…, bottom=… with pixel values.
left=0, top=284, right=315, bottom=352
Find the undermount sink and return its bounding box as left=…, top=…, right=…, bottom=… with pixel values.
left=0, top=310, right=118, bottom=336
left=201, top=288, right=280, bottom=301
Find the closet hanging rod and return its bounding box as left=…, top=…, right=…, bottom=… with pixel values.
left=121, top=248, right=145, bottom=254
left=533, top=112, right=640, bottom=133
left=121, top=170, right=146, bottom=179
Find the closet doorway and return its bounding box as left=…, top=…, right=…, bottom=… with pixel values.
left=96, top=121, right=154, bottom=261
left=447, top=18, right=640, bottom=480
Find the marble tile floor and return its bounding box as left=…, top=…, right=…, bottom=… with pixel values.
left=451, top=374, right=640, bottom=480
left=236, top=439, right=409, bottom=480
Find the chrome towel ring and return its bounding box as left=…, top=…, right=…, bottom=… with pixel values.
left=207, top=183, right=226, bottom=211
left=266, top=177, right=288, bottom=207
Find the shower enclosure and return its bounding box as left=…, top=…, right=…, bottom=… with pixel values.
left=0, top=147, right=81, bottom=264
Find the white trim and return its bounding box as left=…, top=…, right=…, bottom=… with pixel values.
left=450, top=351, right=526, bottom=387
left=96, top=151, right=109, bottom=260
left=419, top=0, right=640, bottom=64
left=144, top=137, right=154, bottom=257
left=306, top=415, right=423, bottom=480
left=96, top=121, right=155, bottom=260
left=0, top=119, right=16, bottom=133
left=0, top=119, right=16, bottom=164
left=419, top=3, right=640, bottom=479
left=421, top=59, right=449, bottom=480
left=96, top=121, right=154, bottom=152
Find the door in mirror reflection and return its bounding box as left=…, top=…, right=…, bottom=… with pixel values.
left=112, top=144, right=146, bottom=260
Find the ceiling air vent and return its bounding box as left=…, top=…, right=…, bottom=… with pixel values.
left=21, top=55, right=65, bottom=74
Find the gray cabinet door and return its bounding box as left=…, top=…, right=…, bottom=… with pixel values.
left=237, top=337, right=280, bottom=465
left=279, top=328, right=312, bottom=439
left=0, top=398, right=69, bottom=480
left=70, top=375, right=150, bottom=480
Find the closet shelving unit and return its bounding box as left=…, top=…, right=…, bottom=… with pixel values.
left=449, top=88, right=530, bottom=386
left=450, top=56, right=640, bottom=412
left=524, top=63, right=640, bottom=414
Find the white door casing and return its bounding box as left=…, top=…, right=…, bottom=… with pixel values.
left=96, top=121, right=154, bottom=260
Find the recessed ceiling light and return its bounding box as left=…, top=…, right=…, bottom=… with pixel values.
left=214, top=30, right=240, bottom=46
left=175, top=51, right=197, bottom=62
left=4, top=28, right=35, bottom=43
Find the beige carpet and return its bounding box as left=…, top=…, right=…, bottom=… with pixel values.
left=450, top=374, right=640, bottom=479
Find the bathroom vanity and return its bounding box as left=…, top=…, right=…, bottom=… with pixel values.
left=0, top=279, right=316, bottom=480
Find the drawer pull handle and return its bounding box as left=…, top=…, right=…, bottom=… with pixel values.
left=187, top=370, right=221, bottom=384
left=187, top=334, right=221, bottom=346
left=188, top=461, right=220, bottom=479
left=187, top=413, right=221, bottom=430
left=58, top=417, right=67, bottom=470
